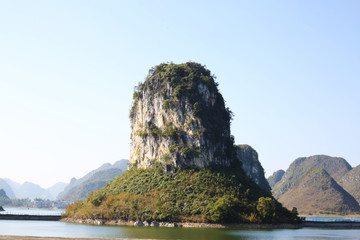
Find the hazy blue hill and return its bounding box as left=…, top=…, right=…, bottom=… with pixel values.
left=0, top=189, right=11, bottom=206
left=59, top=168, right=123, bottom=201
left=40, top=190, right=55, bottom=200
left=112, top=159, right=129, bottom=172
left=16, top=182, right=47, bottom=200
left=267, top=170, right=285, bottom=189
left=0, top=189, right=8, bottom=198
left=0, top=179, right=16, bottom=199
left=272, top=155, right=352, bottom=199
left=57, top=160, right=128, bottom=201
left=47, top=182, right=67, bottom=199
left=278, top=167, right=360, bottom=214
left=339, top=164, right=360, bottom=204
left=5, top=178, right=56, bottom=200
left=4, top=178, right=21, bottom=193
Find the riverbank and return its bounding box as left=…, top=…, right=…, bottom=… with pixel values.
left=61, top=218, right=301, bottom=229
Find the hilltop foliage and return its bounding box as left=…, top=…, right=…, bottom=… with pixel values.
left=65, top=165, right=299, bottom=224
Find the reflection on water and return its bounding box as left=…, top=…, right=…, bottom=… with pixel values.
left=1, top=220, right=360, bottom=240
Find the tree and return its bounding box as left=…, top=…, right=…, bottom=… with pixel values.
left=256, top=197, right=277, bottom=223
left=209, top=195, right=239, bottom=223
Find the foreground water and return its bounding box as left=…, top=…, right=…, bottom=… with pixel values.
left=1, top=209, right=360, bottom=239
left=1, top=220, right=360, bottom=240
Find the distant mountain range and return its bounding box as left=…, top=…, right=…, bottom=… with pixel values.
left=57, top=159, right=128, bottom=201
left=0, top=159, right=128, bottom=201
left=0, top=178, right=68, bottom=201
left=269, top=155, right=360, bottom=215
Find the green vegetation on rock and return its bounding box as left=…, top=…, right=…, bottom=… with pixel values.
left=64, top=165, right=299, bottom=224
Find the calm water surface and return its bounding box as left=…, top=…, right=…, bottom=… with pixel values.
left=1, top=209, right=360, bottom=239
left=0, top=207, right=64, bottom=215
left=1, top=220, right=360, bottom=240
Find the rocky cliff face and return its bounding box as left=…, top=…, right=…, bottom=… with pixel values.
left=235, top=144, right=271, bottom=192
left=129, top=62, right=235, bottom=171
left=267, top=169, right=285, bottom=189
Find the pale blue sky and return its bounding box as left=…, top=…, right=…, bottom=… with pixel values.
left=1, top=1, right=359, bottom=188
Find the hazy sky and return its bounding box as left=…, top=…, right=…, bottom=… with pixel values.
left=1, top=1, right=359, bottom=188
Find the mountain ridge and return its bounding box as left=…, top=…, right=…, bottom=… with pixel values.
left=272, top=155, right=352, bottom=199
left=57, top=159, right=128, bottom=201
left=278, top=167, right=360, bottom=214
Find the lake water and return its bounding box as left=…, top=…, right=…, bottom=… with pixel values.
left=0, top=207, right=64, bottom=216
left=1, top=208, right=360, bottom=239
left=1, top=220, right=360, bottom=240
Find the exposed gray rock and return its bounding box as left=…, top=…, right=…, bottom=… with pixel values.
left=235, top=144, right=271, bottom=192
left=94, top=220, right=105, bottom=225
left=129, top=62, right=234, bottom=171
left=159, top=222, right=177, bottom=227
left=267, top=170, right=285, bottom=189
left=150, top=221, right=159, bottom=227
left=134, top=220, right=144, bottom=226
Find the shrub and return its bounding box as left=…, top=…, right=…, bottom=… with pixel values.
left=256, top=197, right=277, bottom=223
left=163, top=99, right=171, bottom=110
left=181, top=146, right=200, bottom=158
left=209, top=195, right=240, bottom=223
